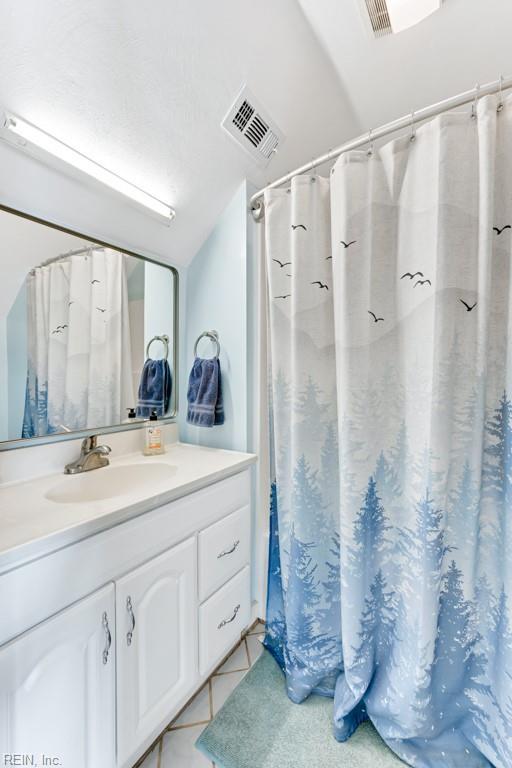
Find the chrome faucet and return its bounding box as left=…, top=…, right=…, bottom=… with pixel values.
left=64, top=435, right=111, bottom=475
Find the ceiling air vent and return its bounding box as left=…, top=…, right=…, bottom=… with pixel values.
left=362, top=0, right=393, bottom=37
left=222, top=87, right=284, bottom=166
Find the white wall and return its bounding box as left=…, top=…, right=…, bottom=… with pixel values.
left=299, top=0, right=512, bottom=133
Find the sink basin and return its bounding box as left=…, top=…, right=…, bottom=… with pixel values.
left=45, top=463, right=177, bottom=503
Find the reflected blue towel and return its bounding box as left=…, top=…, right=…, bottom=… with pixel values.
left=136, top=358, right=172, bottom=418
left=187, top=357, right=224, bottom=427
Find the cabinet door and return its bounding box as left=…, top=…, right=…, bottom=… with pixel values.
left=116, top=536, right=198, bottom=768
left=0, top=583, right=115, bottom=768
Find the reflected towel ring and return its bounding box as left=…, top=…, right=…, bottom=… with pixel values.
left=194, top=330, right=220, bottom=359
left=146, top=334, right=169, bottom=360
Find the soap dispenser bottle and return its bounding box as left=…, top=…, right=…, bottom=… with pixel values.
left=125, top=407, right=137, bottom=423
left=143, top=410, right=165, bottom=456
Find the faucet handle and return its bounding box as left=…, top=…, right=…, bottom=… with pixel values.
left=81, top=435, right=97, bottom=452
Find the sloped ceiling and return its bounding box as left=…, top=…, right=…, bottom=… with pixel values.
left=298, top=0, right=512, bottom=131
left=0, top=0, right=359, bottom=266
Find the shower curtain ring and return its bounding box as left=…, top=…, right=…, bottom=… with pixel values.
left=497, top=74, right=504, bottom=112
left=471, top=83, right=480, bottom=120
left=367, top=128, right=374, bottom=157
left=410, top=111, right=416, bottom=142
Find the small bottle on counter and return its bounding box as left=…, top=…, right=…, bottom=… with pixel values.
left=143, top=410, right=165, bottom=456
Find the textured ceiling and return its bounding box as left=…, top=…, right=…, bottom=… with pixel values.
left=0, top=0, right=359, bottom=266
left=298, top=0, right=512, bottom=132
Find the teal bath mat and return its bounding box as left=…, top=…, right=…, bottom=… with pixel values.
left=196, top=650, right=406, bottom=768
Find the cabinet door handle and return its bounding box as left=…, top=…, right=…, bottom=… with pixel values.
left=102, top=612, right=112, bottom=665
left=126, top=596, right=136, bottom=646
left=218, top=604, right=240, bottom=629
left=217, top=540, right=240, bottom=559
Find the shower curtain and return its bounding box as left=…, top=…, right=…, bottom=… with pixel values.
left=264, top=94, right=512, bottom=768
left=22, top=248, right=134, bottom=437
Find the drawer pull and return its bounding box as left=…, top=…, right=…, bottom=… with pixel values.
left=126, top=596, right=136, bottom=646
left=217, top=540, right=240, bottom=559
left=102, top=612, right=112, bottom=665
left=218, top=604, right=240, bottom=629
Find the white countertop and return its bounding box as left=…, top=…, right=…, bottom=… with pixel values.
left=0, top=442, right=256, bottom=574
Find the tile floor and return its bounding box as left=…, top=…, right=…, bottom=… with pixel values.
left=135, top=621, right=265, bottom=768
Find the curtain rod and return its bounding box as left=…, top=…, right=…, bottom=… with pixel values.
left=37, top=245, right=106, bottom=269
left=250, top=74, right=512, bottom=219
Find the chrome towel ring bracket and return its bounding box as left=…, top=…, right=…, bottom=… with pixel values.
left=146, top=334, right=169, bottom=360
left=194, top=330, right=220, bottom=359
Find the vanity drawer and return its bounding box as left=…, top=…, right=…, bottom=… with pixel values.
left=199, top=566, right=250, bottom=676
left=198, top=505, right=250, bottom=602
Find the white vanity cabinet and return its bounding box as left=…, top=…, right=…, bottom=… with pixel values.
left=0, top=465, right=254, bottom=768
left=0, top=583, right=116, bottom=768
left=116, top=536, right=197, bottom=768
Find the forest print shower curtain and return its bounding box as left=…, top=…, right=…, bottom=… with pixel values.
left=264, top=94, right=512, bottom=768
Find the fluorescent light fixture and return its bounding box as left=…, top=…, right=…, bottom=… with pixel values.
left=386, top=0, right=441, bottom=33
left=2, top=113, right=175, bottom=222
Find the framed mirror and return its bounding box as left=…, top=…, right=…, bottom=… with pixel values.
left=0, top=205, right=178, bottom=449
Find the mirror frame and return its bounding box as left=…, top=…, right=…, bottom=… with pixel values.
left=0, top=203, right=179, bottom=451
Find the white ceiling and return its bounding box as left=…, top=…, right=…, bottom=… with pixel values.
left=297, top=0, right=512, bottom=131
left=0, top=0, right=359, bottom=266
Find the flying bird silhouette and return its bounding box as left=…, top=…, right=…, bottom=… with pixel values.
left=291, top=224, right=307, bottom=231
left=414, top=279, right=432, bottom=288
left=401, top=271, right=424, bottom=280
left=68, top=301, right=74, bottom=306
left=311, top=281, right=329, bottom=290
left=275, top=294, right=291, bottom=299
left=459, top=299, right=477, bottom=312
left=340, top=240, right=357, bottom=248
left=326, top=256, right=333, bottom=260
left=272, top=259, right=292, bottom=268
left=51, top=328, right=63, bottom=334
left=493, top=225, right=511, bottom=235
left=286, top=273, right=292, bottom=277
left=368, top=311, right=384, bottom=323
left=91, top=279, right=100, bottom=284
left=96, top=307, right=106, bottom=313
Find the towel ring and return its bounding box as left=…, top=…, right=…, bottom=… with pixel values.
left=194, top=330, right=220, bottom=359
left=146, top=334, right=169, bottom=360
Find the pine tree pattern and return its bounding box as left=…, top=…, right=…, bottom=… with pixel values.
left=265, top=375, right=512, bottom=767
left=483, top=392, right=512, bottom=505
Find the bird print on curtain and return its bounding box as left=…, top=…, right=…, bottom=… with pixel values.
left=264, top=95, right=512, bottom=768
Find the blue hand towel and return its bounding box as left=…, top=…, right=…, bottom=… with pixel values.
left=187, top=357, right=225, bottom=427
left=136, top=358, right=172, bottom=418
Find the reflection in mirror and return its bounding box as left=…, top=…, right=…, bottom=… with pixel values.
left=0, top=207, right=176, bottom=444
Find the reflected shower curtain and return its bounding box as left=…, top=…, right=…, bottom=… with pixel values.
left=22, top=248, right=134, bottom=437
left=264, top=95, right=512, bottom=768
